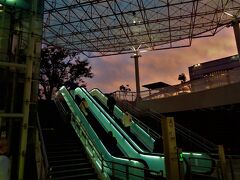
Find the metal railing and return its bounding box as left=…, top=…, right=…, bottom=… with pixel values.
left=114, top=99, right=161, bottom=140
left=188, top=154, right=240, bottom=180
left=175, top=122, right=218, bottom=153
left=35, top=113, right=49, bottom=180
left=113, top=67, right=240, bottom=102
left=71, top=115, right=165, bottom=180
left=54, top=93, right=161, bottom=180
left=116, top=99, right=218, bottom=153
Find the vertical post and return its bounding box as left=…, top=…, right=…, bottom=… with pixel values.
left=218, top=145, right=228, bottom=180
left=18, top=1, right=37, bottom=179
left=131, top=53, right=141, bottom=101
left=161, top=117, right=180, bottom=180
left=233, top=19, right=240, bottom=59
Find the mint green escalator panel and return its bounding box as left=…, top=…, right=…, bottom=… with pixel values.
left=89, top=88, right=215, bottom=175
left=76, top=87, right=166, bottom=175
left=90, top=88, right=155, bottom=152
left=59, top=86, right=146, bottom=180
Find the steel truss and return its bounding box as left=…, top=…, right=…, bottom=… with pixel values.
left=43, top=0, right=240, bottom=57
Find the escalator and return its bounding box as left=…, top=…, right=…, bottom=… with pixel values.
left=90, top=88, right=161, bottom=152
left=85, top=88, right=216, bottom=176
left=114, top=97, right=217, bottom=153
left=58, top=86, right=216, bottom=179
left=58, top=86, right=152, bottom=180
left=73, top=87, right=167, bottom=175
left=91, top=93, right=150, bottom=152
left=73, top=94, right=123, bottom=157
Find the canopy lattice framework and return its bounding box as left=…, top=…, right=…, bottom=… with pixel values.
left=43, top=0, right=240, bottom=57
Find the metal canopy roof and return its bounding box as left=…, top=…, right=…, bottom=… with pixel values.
left=142, top=81, right=171, bottom=89
left=43, top=0, right=240, bottom=57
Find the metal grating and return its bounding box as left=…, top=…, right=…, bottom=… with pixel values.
left=43, top=0, right=240, bottom=57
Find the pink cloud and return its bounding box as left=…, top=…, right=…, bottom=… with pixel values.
left=86, top=28, right=237, bottom=93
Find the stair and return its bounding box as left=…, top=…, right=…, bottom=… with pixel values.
left=38, top=100, right=99, bottom=180
left=42, top=127, right=99, bottom=180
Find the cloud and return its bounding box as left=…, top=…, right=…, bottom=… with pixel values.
left=86, top=28, right=237, bottom=92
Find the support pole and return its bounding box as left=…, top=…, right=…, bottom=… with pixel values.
left=233, top=19, right=240, bottom=59
left=131, top=54, right=141, bottom=101
left=218, top=145, right=228, bottom=180
left=0, top=62, right=26, bottom=69
left=18, top=1, right=37, bottom=179
left=161, top=117, right=180, bottom=180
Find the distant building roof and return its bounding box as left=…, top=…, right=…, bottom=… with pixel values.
left=142, top=82, right=171, bottom=90
left=189, top=54, right=240, bottom=80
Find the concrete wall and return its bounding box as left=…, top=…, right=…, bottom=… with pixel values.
left=137, top=82, right=240, bottom=113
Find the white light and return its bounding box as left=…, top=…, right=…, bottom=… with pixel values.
left=192, top=153, right=202, bottom=156
left=140, top=50, right=147, bottom=53
left=194, top=63, right=201, bottom=68
left=224, top=12, right=234, bottom=17
left=0, top=4, right=3, bottom=12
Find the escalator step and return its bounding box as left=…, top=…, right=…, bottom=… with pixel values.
left=50, top=167, right=96, bottom=177
left=49, top=158, right=88, bottom=167
left=51, top=173, right=98, bottom=180
left=50, top=162, right=92, bottom=172
left=48, top=153, right=85, bottom=161
left=46, top=145, right=83, bottom=153
left=45, top=141, right=81, bottom=147
left=47, top=149, right=84, bottom=156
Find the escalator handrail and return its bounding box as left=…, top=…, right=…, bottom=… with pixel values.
left=58, top=87, right=150, bottom=170
left=80, top=87, right=165, bottom=157
left=120, top=99, right=218, bottom=152
left=149, top=110, right=218, bottom=152
left=90, top=88, right=161, bottom=140
left=36, top=112, right=49, bottom=176
left=72, top=115, right=150, bottom=170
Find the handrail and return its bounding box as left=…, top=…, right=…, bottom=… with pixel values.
left=90, top=88, right=161, bottom=141
left=116, top=99, right=162, bottom=138
left=113, top=67, right=240, bottom=102
left=85, top=88, right=217, bottom=175
left=71, top=109, right=150, bottom=170
left=75, top=88, right=146, bottom=153
left=175, top=123, right=218, bottom=152
left=118, top=99, right=218, bottom=153
left=36, top=112, right=49, bottom=178
left=148, top=109, right=218, bottom=153
left=56, top=89, right=155, bottom=179
left=81, top=87, right=164, bottom=156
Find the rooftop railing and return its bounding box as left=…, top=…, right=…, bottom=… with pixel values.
left=113, top=67, right=240, bottom=102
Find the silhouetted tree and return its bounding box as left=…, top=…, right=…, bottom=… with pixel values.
left=178, top=73, right=186, bottom=83
left=39, top=46, right=93, bottom=100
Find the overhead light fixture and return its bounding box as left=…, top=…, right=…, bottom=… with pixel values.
left=224, top=11, right=234, bottom=17
left=0, top=4, right=3, bottom=12
left=139, top=50, right=147, bottom=53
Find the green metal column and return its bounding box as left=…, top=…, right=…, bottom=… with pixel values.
left=18, top=0, right=38, bottom=179
left=161, top=116, right=180, bottom=180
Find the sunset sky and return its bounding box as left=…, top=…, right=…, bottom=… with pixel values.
left=86, top=27, right=238, bottom=93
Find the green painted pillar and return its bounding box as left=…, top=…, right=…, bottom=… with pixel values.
left=18, top=0, right=39, bottom=179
